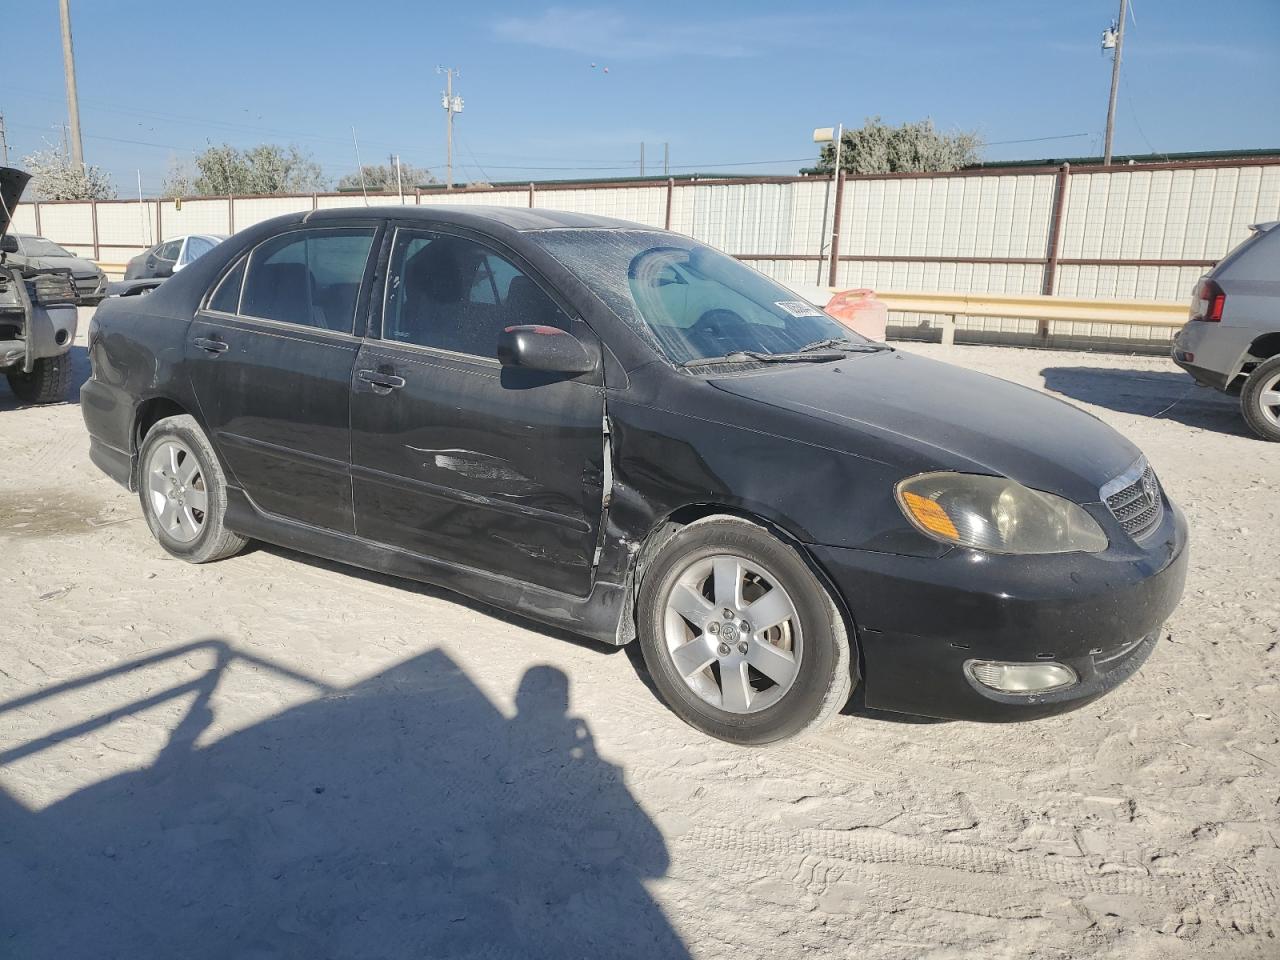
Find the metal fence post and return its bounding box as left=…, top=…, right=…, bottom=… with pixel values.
left=528, top=182, right=535, bottom=208
left=827, top=171, right=846, bottom=288
left=665, top=177, right=674, bottom=230
left=90, top=199, right=100, bottom=261
left=227, top=195, right=235, bottom=234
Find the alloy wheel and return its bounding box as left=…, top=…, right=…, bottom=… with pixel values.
left=661, top=553, right=803, bottom=714
left=145, top=439, right=208, bottom=543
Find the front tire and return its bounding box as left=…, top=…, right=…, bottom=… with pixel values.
left=1241, top=355, right=1280, bottom=442
left=637, top=516, right=854, bottom=745
left=137, top=414, right=248, bottom=563
left=6, top=355, right=70, bottom=404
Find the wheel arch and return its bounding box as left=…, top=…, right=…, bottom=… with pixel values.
left=129, top=395, right=201, bottom=488
left=1247, top=332, right=1280, bottom=364
left=618, top=502, right=863, bottom=688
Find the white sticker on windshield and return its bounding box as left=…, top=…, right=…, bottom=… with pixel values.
left=775, top=300, right=824, bottom=318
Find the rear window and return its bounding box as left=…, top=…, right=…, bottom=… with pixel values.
left=1214, top=225, right=1279, bottom=284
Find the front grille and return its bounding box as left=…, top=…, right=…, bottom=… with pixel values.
left=1103, top=460, right=1163, bottom=540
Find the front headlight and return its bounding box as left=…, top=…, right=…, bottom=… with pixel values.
left=896, top=472, right=1108, bottom=555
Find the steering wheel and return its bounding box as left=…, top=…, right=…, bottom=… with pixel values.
left=691, top=308, right=749, bottom=353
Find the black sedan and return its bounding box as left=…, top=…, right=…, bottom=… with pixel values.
left=80, top=207, right=1188, bottom=744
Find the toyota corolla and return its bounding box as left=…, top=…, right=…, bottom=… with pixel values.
left=80, top=207, right=1189, bottom=744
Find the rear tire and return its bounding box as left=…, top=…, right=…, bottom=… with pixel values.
left=137, top=414, right=248, bottom=563
left=1241, top=355, right=1280, bottom=442
left=6, top=355, right=70, bottom=404
left=637, top=516, right=854, bottom=745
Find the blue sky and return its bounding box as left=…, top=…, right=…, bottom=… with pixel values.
left=3, top=0, right=1277, bottom=195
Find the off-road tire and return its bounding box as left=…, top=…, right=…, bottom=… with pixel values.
left=637, top=515, right=855, bottom=745
left=138, top=414, right=248, bottom=563
left=6, top=355, right=70, bottom=404
left=1241, top=355, right=1280, bottom=442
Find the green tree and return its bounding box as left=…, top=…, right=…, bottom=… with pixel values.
left=165, top=144, right=327, bottom=196
left=22, top=145, right=115, bottom=200
left=337, top=162, right=438, bottom=193
left=816, top=117, right=982, bottom=175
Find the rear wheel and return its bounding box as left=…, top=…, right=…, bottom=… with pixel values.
left=1241, top=355, right=1280, bottom=442
left=138, top=414, right=247, bottom=563
left=637, top=516, right=854, bottom=745
left=6, top=355, right=70, bottom=404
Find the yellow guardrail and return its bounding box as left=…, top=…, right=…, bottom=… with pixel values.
left=872, top=290, right=1188, bottom=345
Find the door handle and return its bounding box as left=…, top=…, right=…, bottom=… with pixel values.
left=193, top=336, right=229, bottom=354
left=357, top=369, right=405, bottom=391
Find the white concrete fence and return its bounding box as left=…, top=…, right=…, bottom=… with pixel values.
left=11, top=157, right=1279, bottom=348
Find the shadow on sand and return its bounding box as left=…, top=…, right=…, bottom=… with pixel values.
left=0, top=640, right=690, bottom=959
left=1040, top=365, right=1250, bottom=437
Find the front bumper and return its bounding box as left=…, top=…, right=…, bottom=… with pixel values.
left=811, top=499, right=1189, bottom=722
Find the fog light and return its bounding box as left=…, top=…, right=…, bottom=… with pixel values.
left=965, top=659, right=1077, bottom=694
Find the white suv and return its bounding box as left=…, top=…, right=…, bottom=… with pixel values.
left=1173, top=221, right=1280, bottom=441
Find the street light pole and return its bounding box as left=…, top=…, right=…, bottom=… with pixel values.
left=58, top=0, right=85, bottom=171
left=1102, top=0, right=1128, bottom=165
left=813, top=124, right=843, bottom=284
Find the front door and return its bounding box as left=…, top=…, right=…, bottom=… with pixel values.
left=350, top=226, right=606, bottom=597
left=185, top=224, right=379, bottom=533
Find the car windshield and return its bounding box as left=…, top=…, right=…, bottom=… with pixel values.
left=22, top=237, right=73, bottom=258
left=530, top=229, right=870, bottom=366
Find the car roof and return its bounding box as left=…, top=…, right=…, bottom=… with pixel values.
left=298, top=204, right=648, bottom=233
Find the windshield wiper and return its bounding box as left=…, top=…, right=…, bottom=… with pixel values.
left=682, top=349, right=846, bottom=368
left=796, top=337, right=892, bottom=354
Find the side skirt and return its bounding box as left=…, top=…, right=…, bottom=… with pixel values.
left=223, top=487, right=629, bottom=646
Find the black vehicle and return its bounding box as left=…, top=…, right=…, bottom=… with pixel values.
left=80, top=207, right=1189, bottom=744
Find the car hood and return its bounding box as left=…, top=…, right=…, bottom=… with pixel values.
left=28, top=254, right=101, bottom=277
left=0, top=167, right=31, bottom=238
left=708, top=350, right=1142, bottom=504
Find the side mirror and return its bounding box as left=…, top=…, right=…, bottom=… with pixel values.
left=497, top=325, right=596, bottom=375
left=0, top=234, right=18, bottom=255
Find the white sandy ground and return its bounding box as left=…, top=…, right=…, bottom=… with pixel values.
left=0, top=315, right=1276, bottom=959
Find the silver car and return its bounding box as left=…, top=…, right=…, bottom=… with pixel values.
left=5, top=233, right=107, bottom=304
left=1173, top=221, right=1280, bottom=441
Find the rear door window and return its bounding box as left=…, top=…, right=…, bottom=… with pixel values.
left=240, top=228, right=375, bottom=333
left=381, top=229, right=568, bottom=358
left=158, top=239, right=183, bottom=261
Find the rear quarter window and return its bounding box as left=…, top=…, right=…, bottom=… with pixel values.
left=1216, top=228, right=1279, bottom=283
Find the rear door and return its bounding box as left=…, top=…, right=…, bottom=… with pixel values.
left=349, top=224, right=606, bottom=596
left=185, top=223, right=380, bottom=533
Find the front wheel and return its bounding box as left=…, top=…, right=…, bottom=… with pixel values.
left=6, top=355, right=70, bottom=404
left=1241, top=355, right=1280, bottom=442
left=637, top=516, right=854, bottom=745
left=138, top=414, right=248, bottom=563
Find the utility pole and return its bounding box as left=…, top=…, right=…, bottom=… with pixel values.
left=663, top=142, right=669, bottom=177
left=58, top=0, right=85, bottom=170
left=1102, top=0, right=1128, bottom=165
left=0, top=114, right=8, bottom=166
left=438, top=66, right=463, bottom=190
left=640, top=143, right=645, bottom=177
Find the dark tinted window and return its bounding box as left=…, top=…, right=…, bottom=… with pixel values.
left=240, top=228, right=375, bottom=332
left=158, top=239, right=183, bottom=260
left=382, top=230, right=567, bottom=357
left=207, top=257, right=246, bottom=314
